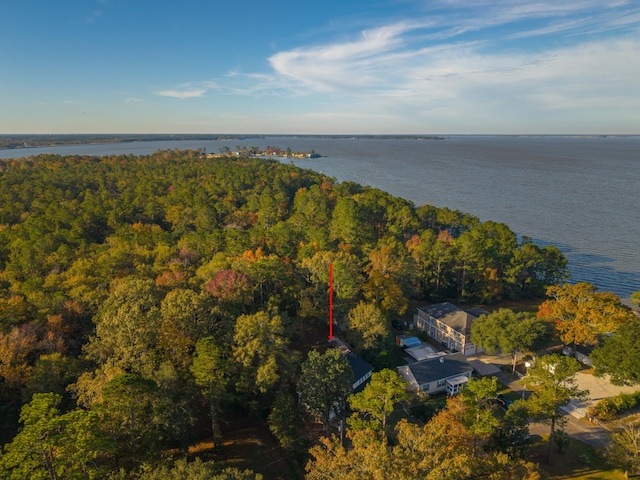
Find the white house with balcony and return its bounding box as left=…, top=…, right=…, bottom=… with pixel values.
left=414, top=302, right=487, bottom=356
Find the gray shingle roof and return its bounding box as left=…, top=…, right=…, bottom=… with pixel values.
left=406, top=353, right=474, bottom=386
left=328, top=337, right=373, bottom=391
left=346, top=353, right=373, bottom=390
left=418, top=302, right=486, bottom=336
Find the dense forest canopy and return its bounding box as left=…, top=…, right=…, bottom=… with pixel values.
left=0, top=150, right=569, bottom=478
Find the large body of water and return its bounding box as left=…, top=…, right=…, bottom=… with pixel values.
left=1, top=135, right=638, bottom=300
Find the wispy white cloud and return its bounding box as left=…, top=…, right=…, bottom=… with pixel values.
left=240, top=1, right=640, bottom=124
left=268, top=22, right=417, bottom=92
left=156, top=88, right=207, bottom=99
left=156, top=80, right=219, bottom=99
left=508, top=7, right=640, bottom=38
left=124, top=98, right=142, bottom=103
left=147, top=2, right=638, bottom=132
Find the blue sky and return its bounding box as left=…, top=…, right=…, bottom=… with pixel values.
left=1, top=0, right=639, bottom=134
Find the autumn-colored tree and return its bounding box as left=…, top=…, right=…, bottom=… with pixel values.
left=538, top=282, right=635, bottom=347
left=366, top=240, right=417, bottom=296
left=306, top=430, right=392, bottom=480
left=0, top=323, right=41, bottom=388
left=206, top=269, right=253, bottom=307
left=155, top=269, right=186, bottom=287
left=480, top=452, right=541, bottom=480
left=307, top=395, right=539, bottom=480
left=393, top=398, right=474, bottom=479
left=365, top=241, right=412, bottom=281
left=362, top=272, right=408, bottom=318
left=0, top=322, right=64, bottom=389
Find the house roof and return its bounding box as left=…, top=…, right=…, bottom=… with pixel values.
left=447, top=375, right=470, bottom=387
left=404, top=352, right=474, bottom=386
left=346, top=353, right=373, bottom=383
left=418, top=302, right=486, bottom=336
left=328, top=337, right=373, bottom=386
left=575, top=344, right=596, bottom=356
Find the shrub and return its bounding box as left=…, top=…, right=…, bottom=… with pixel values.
left=592, top=391, right=640, bottom=420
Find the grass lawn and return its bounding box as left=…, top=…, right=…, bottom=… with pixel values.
left=529, top=434, right=625, bottom=479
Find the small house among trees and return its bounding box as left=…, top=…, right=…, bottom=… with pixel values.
left=397, top=352, right=474, bottom=395
left=329, top=337, right=373, bottom=392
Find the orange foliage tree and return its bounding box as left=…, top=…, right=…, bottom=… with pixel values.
left=538, top=282, right=635, bottom=347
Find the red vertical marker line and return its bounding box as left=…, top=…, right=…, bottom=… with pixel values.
left=329, top=263, right=333, bottom=340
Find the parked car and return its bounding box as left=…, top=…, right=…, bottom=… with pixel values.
left=496, top=393, right=513, bottom=409
left=391, top=320, right=403, bottom=330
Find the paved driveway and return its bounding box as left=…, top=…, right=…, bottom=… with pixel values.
left=467, top=357, right=501, bottom=376
left=562, top=370, right=639, bottom=418
left=468, top=352, right=639, bottom=411
left=467, top=352, right=640, bottom=449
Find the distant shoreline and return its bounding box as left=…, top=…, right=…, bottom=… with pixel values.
left=0, top=134, right=260, bottom=151
left=3, top=133, right=639, bottom=151
left=0, top=134, right=449, bottom=151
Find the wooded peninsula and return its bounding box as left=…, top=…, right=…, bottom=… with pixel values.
left=1, top=150, right=637, bottom=479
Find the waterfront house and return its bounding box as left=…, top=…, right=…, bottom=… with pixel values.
left=414, top=302, right=487, bottom=356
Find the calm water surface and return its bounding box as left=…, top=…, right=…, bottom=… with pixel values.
left=2, top=136, right=638, bottom=300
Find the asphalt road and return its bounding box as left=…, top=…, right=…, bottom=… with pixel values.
left=528, top=415, right=609, bottom=449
